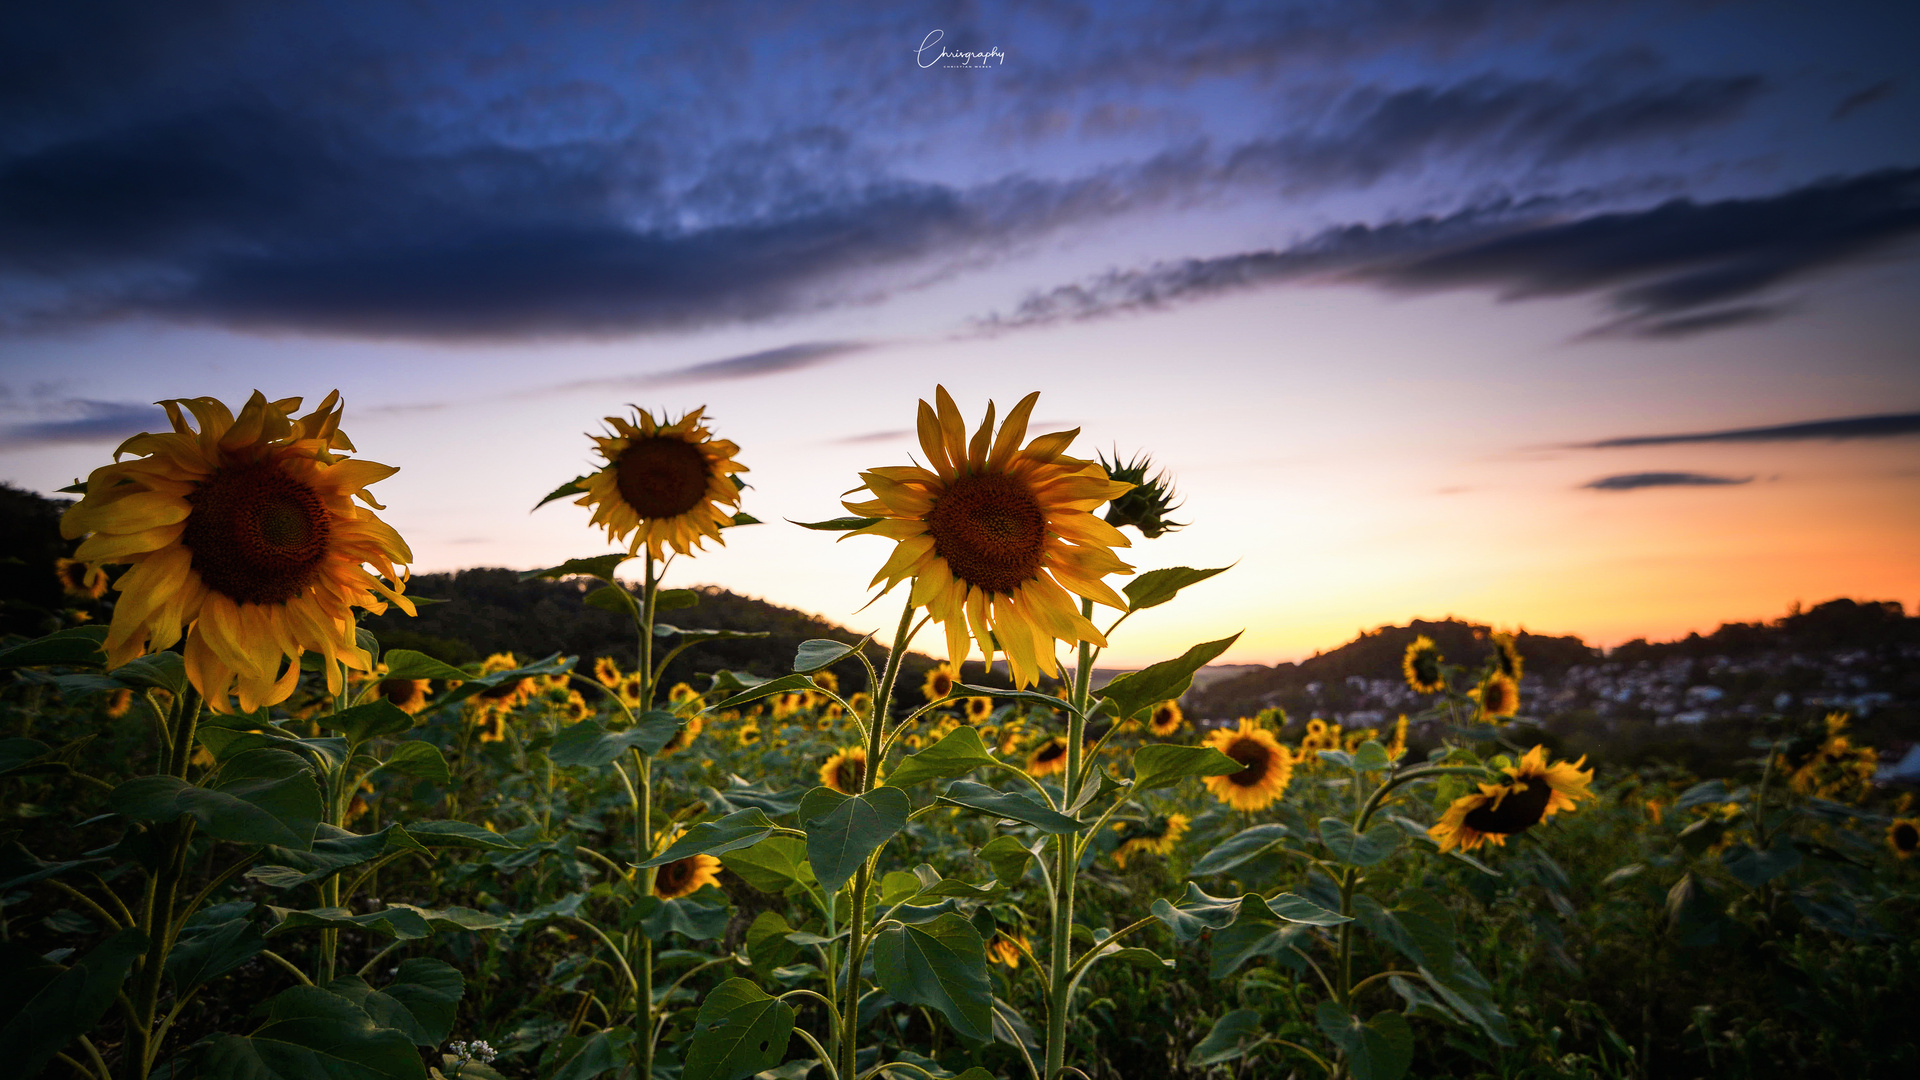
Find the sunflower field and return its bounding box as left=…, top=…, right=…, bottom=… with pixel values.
left=3, top=387, right=1917, bottom=1080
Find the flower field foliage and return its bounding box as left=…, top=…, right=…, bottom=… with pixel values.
left=0, top=390, right=1916, bottom=1080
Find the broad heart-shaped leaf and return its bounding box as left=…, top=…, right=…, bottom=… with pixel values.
left=1093, top=634, right=1241, bottom=721
left=584, top=583, right=638, bottom=615
left=402, top=820, right=522, bottom=850
left=1150, top=883, right=1349, bottom=942
left=1210, top=919, right=1311, bottom=979
left=1351, top=740, right=1392, bottom=772
left=1316, top=1002, right=1414, bottom=1080
left=1722, top=838, right=1802, bottom=888
left=1190, top=1008, right=1264, bottom=1068
left=1124, top=565, right=1233, bottom=612
left=720, top=836, right=816, bottom=893
left=1319, top=818, right=1402, bottom=866
left=1131, top=744, right=1242, bottom=793
left=1190, top=824, right=1292, bottom=877
left=872, top=912, right=993, bottom=1041
left=265, top=903, right=507, bottom=940
left=167, top=901, right=265, bottom=992
left=704, top=776, right=807, bottom=817
left=376, top=649, right=471, bottom=682
left=684, top=978, right=796, bottom=1080
left=314, top=700, right=413, bottom=747
left=0, top=927, right=146, bottom=1080
left=112, top=748, right=322, bottom=849
left=520, top=553, right=630, bottom=581
left=548, top=1027, right=635, bottom=1080
left=0, top=625, right=107, bottom=669
left=886, top=727, right=1000, bottom=788
left=0, top=738, right=52, bottom=778
left=110, top=650, right=187, bottom=695
left=977, top=835, right=1039, bottom=882
left=628, top=886, right=731, bottom=942
left=655, top=587, right=702, bottom=612
left=1353, top=889, right=1455, bottom=971
left=801, top=786, right=910, bottom=893
left=641, top=809, right=779, bottom=868
left=549, top=713, right=684, bottom=766
left=708, top=673, right=820, bottom=711
left=249, top=824, right=429, bottom=889
left=792, top=637, right=866, bottom=674
left=937, top=780, right=1084, bottom=834
left=790, top=515, right=881, bottom=531
left=321, top=958, right=463, bottom=1046
left=203, top=985, right=428, bottom=1080
left=745, top=911, right=800, bottom=976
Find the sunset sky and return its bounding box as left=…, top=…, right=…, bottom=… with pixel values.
left=2, top=1, right=1917, bottom=666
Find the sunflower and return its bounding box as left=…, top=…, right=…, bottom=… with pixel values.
left=849, top=691, right=873, bottom=719
left=472, top=653, right=536, bottom=712
left=819, top=746, right=868, bottom=794
left=653, top=853, right=722, bottom=899
left=1385, top=714, right=1409, bottom=760
left=1402, top=636, right=1445, bottom=694
left=659, top=715, right=703, bottom=756
left=55, top=557, right=107, bottom=600
left=475, top=710, right=508, bottom=744
left=1113, top=813, right=1190, bottom=869
left=737, top=723, right=763, bottom=747
left=104, top=688, right=134, bottom=719
left=1202, top=719, right=1293, bottom=811
left=1148, top=700, right=1184, bottom=737
left=561, top=691, right=592, bottom=723
left=1490, top=631, right=1524, bottom=680
left=1470, top=673, right=1520, bottom=721
left=1429, top=745, right=1594, bottom=854
left=987, top=932, right=1031, bottom=969
left=616, top=673, right=646, bottom=712
left=922, top=663, right=957, bottom=702
left=667, top=682, right=700, bottom=707
left=575, top=407, right=746, bottom=560
left=1890, top=819, right=1919, bottom=860
left=377, top=677, right=431, bottom=715
left=1026, top=736, right=1070, bottom=777
left=966, top=696, right=995, bottom=724
left=845, top=387, right=1135, bottom=689
left=812, top=670, right=839, bottom=694
left=1306, top=718, right=1327, bottom=739
left=59, top=391, right=413, bottom=714
left=593, top=656, right=623, bottom=687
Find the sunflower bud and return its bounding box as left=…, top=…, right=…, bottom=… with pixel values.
left=1098, top=450, right=1186, bottom=539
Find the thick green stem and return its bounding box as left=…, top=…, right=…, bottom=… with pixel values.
left=1045, top=603, right=1097, bottom=1080
left=123, top=690, right=202, bottom=1080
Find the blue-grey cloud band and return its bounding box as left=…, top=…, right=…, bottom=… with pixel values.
left=1582, top=471, right=1753, bottom=491
left=1576, top=412, right=1920, bottom=449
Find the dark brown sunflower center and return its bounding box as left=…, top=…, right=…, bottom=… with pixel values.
left=930, top=672, right=953, bottom=696
left=656, top=858, right=694, bottom=895
left=1225, top=736, right=1272, bottom=787
left=924, top=472, right=1047, bottom=594
left=1411, top=653, right=1440, bottom=686
left=835, top=757, right=866, bottom=792
left=1035, top=740, right=1066, bottom=763
left=1462, top=777, right=1553, bottom=835
left=1152, top=705, right=1177, bottom=727
left=1895, top=822, right=1919, bottom=853
left=182, top=460, right=332, bottom=606
left=615, top=437, right=710, bottom=519
left=379, top=679, right=419, bottom=704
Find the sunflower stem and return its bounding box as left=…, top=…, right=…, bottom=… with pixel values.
left=1044, top=601, right=1097, bottom=1080
left=632, top=555, right=659, bottom=1080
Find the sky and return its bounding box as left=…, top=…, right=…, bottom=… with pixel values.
left=2, top=0, right=1917, bottom=666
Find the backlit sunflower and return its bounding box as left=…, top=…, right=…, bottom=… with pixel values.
left=1889, top=818, right=1919, bottom=859
left=659, top=715, right=703, bottom=755
left=966, top=696, right=994, bottom=723
left=922, top=663, right=957, bottom=702
left=812, top=670, right=839, bottom=693
left=1490, top=631, right=1524, bottom=680
left=819, top=746, right=868, bottom=794
left=616, top=673, right=646, bottom=711
left=376, top=676, right=430, bottom=715
left=1385, top=714, right=1409, bottom=760
left=1113, top=813, right=1190, bottom=868
left=1470, top=673, right=1520, bottom=721
left=737, top=723, right=763, bottom=747
left=850, top=691, right=873, bottom=719
left=56, top=557, right=107, bottom=600
left=1148, top=700, right=1184, bottom=737
left=475, top=710, right=508, bottom=743
left=653, top=853, right=722, bottom=899
left=1429, top=745, right=1594, bottom=854
left=59, top=391, right=414, bottom=713
left=560, top=691, right=592, bottom=723
left=1026, top=736, right=1069, bottom=777
left=845, top=387, right=1134, bottom=688
left=1202, top=718, right=1293, bottom=811
left=987, top=932, right=1030, bottom=969
left=105, top=688, right=134, bottom=719
left=1403, top=636, right=1444, bottom=694
left=472, top=653, right=536, bottom=712
left=593, top=656, right=623, bottom=687
left=575, top=407, right=746, bottom=560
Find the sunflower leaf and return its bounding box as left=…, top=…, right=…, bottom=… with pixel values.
left=955, top=683, right=1080, bottom=716
left=641, top=809, right=779, bottom=868
left=801, top=787, right=910, bottom=893
left=0, top=626, right=108, bottom=669
left=315, top=700, right=414, bottom=748
left=1190, top=824, right=1292, bottom=877
left=1131, top=744, right=1242, bottom=793
left=248, top=823, right=429, bottom=889
left=872, top=912, right=993, bottom=1041
left=1316, top=1002, right=1414, bottom=1080
left=1093, top=634, right=1241, bottom=721
left=886, top=727, right=1000, bottom=788
left=584, top=584, right=638, bottom=615
left=112, top=749, right=322, bottom=850
left=1123, top=565, right=1233, bottom=612
left=721, top=836, right=816, bottom=893
left=1189, top=1008, right=1264, bottom=1068
left=792, top=637, right=868, bottom=674
left=547, top=713, right=684, bottom=767
left=532, top=477, right=592, bottom=510
left=937, top=780, right=1084, bottom=834
left=437, top=653, right=573, bottom=709
left=402, top=820, right=523, bottom=850
left=265, top=903, right=507, bottom=940
left=520, top=554, right=629, bottom=582
left=683, top=978, right=795, bottom=1080
left=708, top=673, right=819, bottom=711
left=790, top=516, right=881, bottom=531
left=1319, top=818, right=1402, bottom=866
left=630, top=886, right=730, bottom=942
left=977, top=835, right=1039, bottom=882
left=376, top=649, right=472, bottom=682
left=727, top=512, right=762, bottom=527
left=656, top=588, right=702, bottom=611
left=202, top=984, right=429, bottom=1080
left=0, top=927, right=148, bottom=1080
left=109, top=651, right=187, bottom=695
left=376, top=741, right=450, bottom=785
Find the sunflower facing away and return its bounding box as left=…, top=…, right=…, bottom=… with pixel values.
left=653, top=853, right=722, bottom=899
left=1202, top=718, right=1293, bottom=811
left=1403, top=635, right=1445, bottom=694
left=1888, top=818, right=1918, bottom=859
left=1429, top=745, right=1594, bottom=854
left=987, top=932, right=1031, bottom=969
left=1148, top=700, right=1185, bottom=737
left=575, top=407, right=746, bottom=560
left=376, top=676, right=431, bottom=715
left=60, top=391, right=413, bottom=713
left=845, top=387, right=1135, bottom=689
left=1471, top=672, right=1520, bottom=721
left=1113, top=813, right=1190, bottom=869
left=1490, top=630, right=1524, bottom=680
left=1026, top=736, right=1070, bottom=777
left=819, top=746, right=868, bottom=794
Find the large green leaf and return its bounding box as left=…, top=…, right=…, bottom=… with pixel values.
left=321, top=959, right=463, bottom=1046
left=1190, top=824, right=1291, bottom=877
left=937, top=780, right=1083, bottom=834
left=202, top=985, right=428, bottom=1080
left=584, top=584, right=639, bottom=615
left=1316, top=1002, right=1413, bottom=1080
left=315, top=700, right=414, bottom=746
left=111, top=748, right=321, bottom=849
left=374, top=740, right=450, bottom=785
left=1319, top=818, right=1402, bottom=866
left=1189, top=1008, right=1264, bottom=1068
left=1416, top=951, right=1514, bottom=1046
left=549, top=1027, right=635, bottom=1080
left=886, top=727, right=1000, bottom=788
left=792, top=638, right=865, bottom=674
left=872, top=912, right=993, bottom=1041
left=1130, top=744, right=1241, bottom=793
left=744, top=911, right=800, bottom=976
left=955, top=684, right=1079, bottom=716
left=1093, top=634, right=1241, bottom=720
left=520, top=553, right=630, bottom=582
left=377, top=649, right=472, bottom=682
left=1722, top=839, right=1802, bottom=888
left=266, top=903, right=507, bottom=940
left=0, top=626, right=107, bottom=669
left=1123, top=565, right=1232, bottom=612
left=977, top=836, right=1038, bottom=882
left=0, top=927, right=146, bottom=1079
left=704, top=776, right=806, bottom=817
left=402, top=820, right=523, bottom=850
left=790, top=516, right=881, bottom=531
left=801, top=787, right=910, bottom=893
left=720, top=836, right=816, bottom=893
left=708, top=673, right=820, bottom=711
left=630, top=887, right=732, bottom=942
left=683, top=978, right=795, bottom=1080
left=549, top=713, right=684, bottom=766
left=1353, top=890, right=1455, bottom=971
left=437, top=653, right=573, bottom=708
left=0, top=738, right=52, bottom=778
left=167, top=902, right=266, bottom=992
left=249, top=824, right=429, bottom=889
left=641, top=809, right=779, bottom=867
left=1150, top=884, right=1348, bottom=942
left=110, top=651, right=187, bottom=695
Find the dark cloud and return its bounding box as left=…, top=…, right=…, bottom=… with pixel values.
left=1577, top=412, right=1920, bottom=449
left=985, top=169, right=1920, bottom=335
left=0, top=400, right=166, bottom=448
left=1582, top=471, right=1753, bottom=491
left=1832, top=80, right=1896, bottom=121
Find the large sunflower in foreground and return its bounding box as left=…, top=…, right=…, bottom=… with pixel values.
left=575, top=407, right=746, bottom=559
left=60, top=392, right=413, bottom=713
left=653, top=854, right=722, bottom=899
left=844, top=387, right=1135, bottom=688
left=1429, top=745, right=1593, bottom=854
left=1202, top=719, right=1293, bottom=811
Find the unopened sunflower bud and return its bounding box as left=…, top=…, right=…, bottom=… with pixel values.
left=1098, top=450, right=1185, bottom=539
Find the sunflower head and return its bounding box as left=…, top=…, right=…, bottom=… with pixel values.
left=1471, top=673, right=1520, bottom=721
left=1403, top=636, right=1445, bottom=694
left=922, top=663, right=957, bottom=702
left=1428, top=746, right=1593, bottom=853
left=55, top=557, right=107, bottom=600
left=378, top=677, right=431, bottom=715
left=668, top=682, right=701, bottom=706
left=59, top=391, right=413, bottom=714
left=616, top=673, right=646, bottom=710
left=592, top=656, right=623, bottom=687
left=659, top=715, right=703, bottom=755
left=1386, top=714, right=1410, bottom=760
left=475, top=710, right=508, bottom=743
left=1113, top=813, right=1190, bottom=868
left=1026, top=736, right=1070, bottom=777
left=1096, top=449, right=1185, bottom=539
left=1890, top=819, right=1920, bottom=859
left=1490, top=631, right=1524, bottom=680
left=653, top=853, right=722, bottom=899
left=819, top=746, right=868, bottom=794
left=1148, top=700, right=1184, bottom=737
left=844, top=387, right=1135, bottom=689
left=811, top=670, right=839, bottom=694
left=561, top=691, right=592, bottom=723
left=576, top=407, right=746, bottom=560
left=987, top=932, right=1030, bottom=969
left=105, top=687, right=134, bottom=719
left=849, top=691, right=873, bottom=719
left=473, top=653, right=536, bottom=712
left=1202, top=718, right=1293, bottom=811
left=736, top=723, right=762, bottom=747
